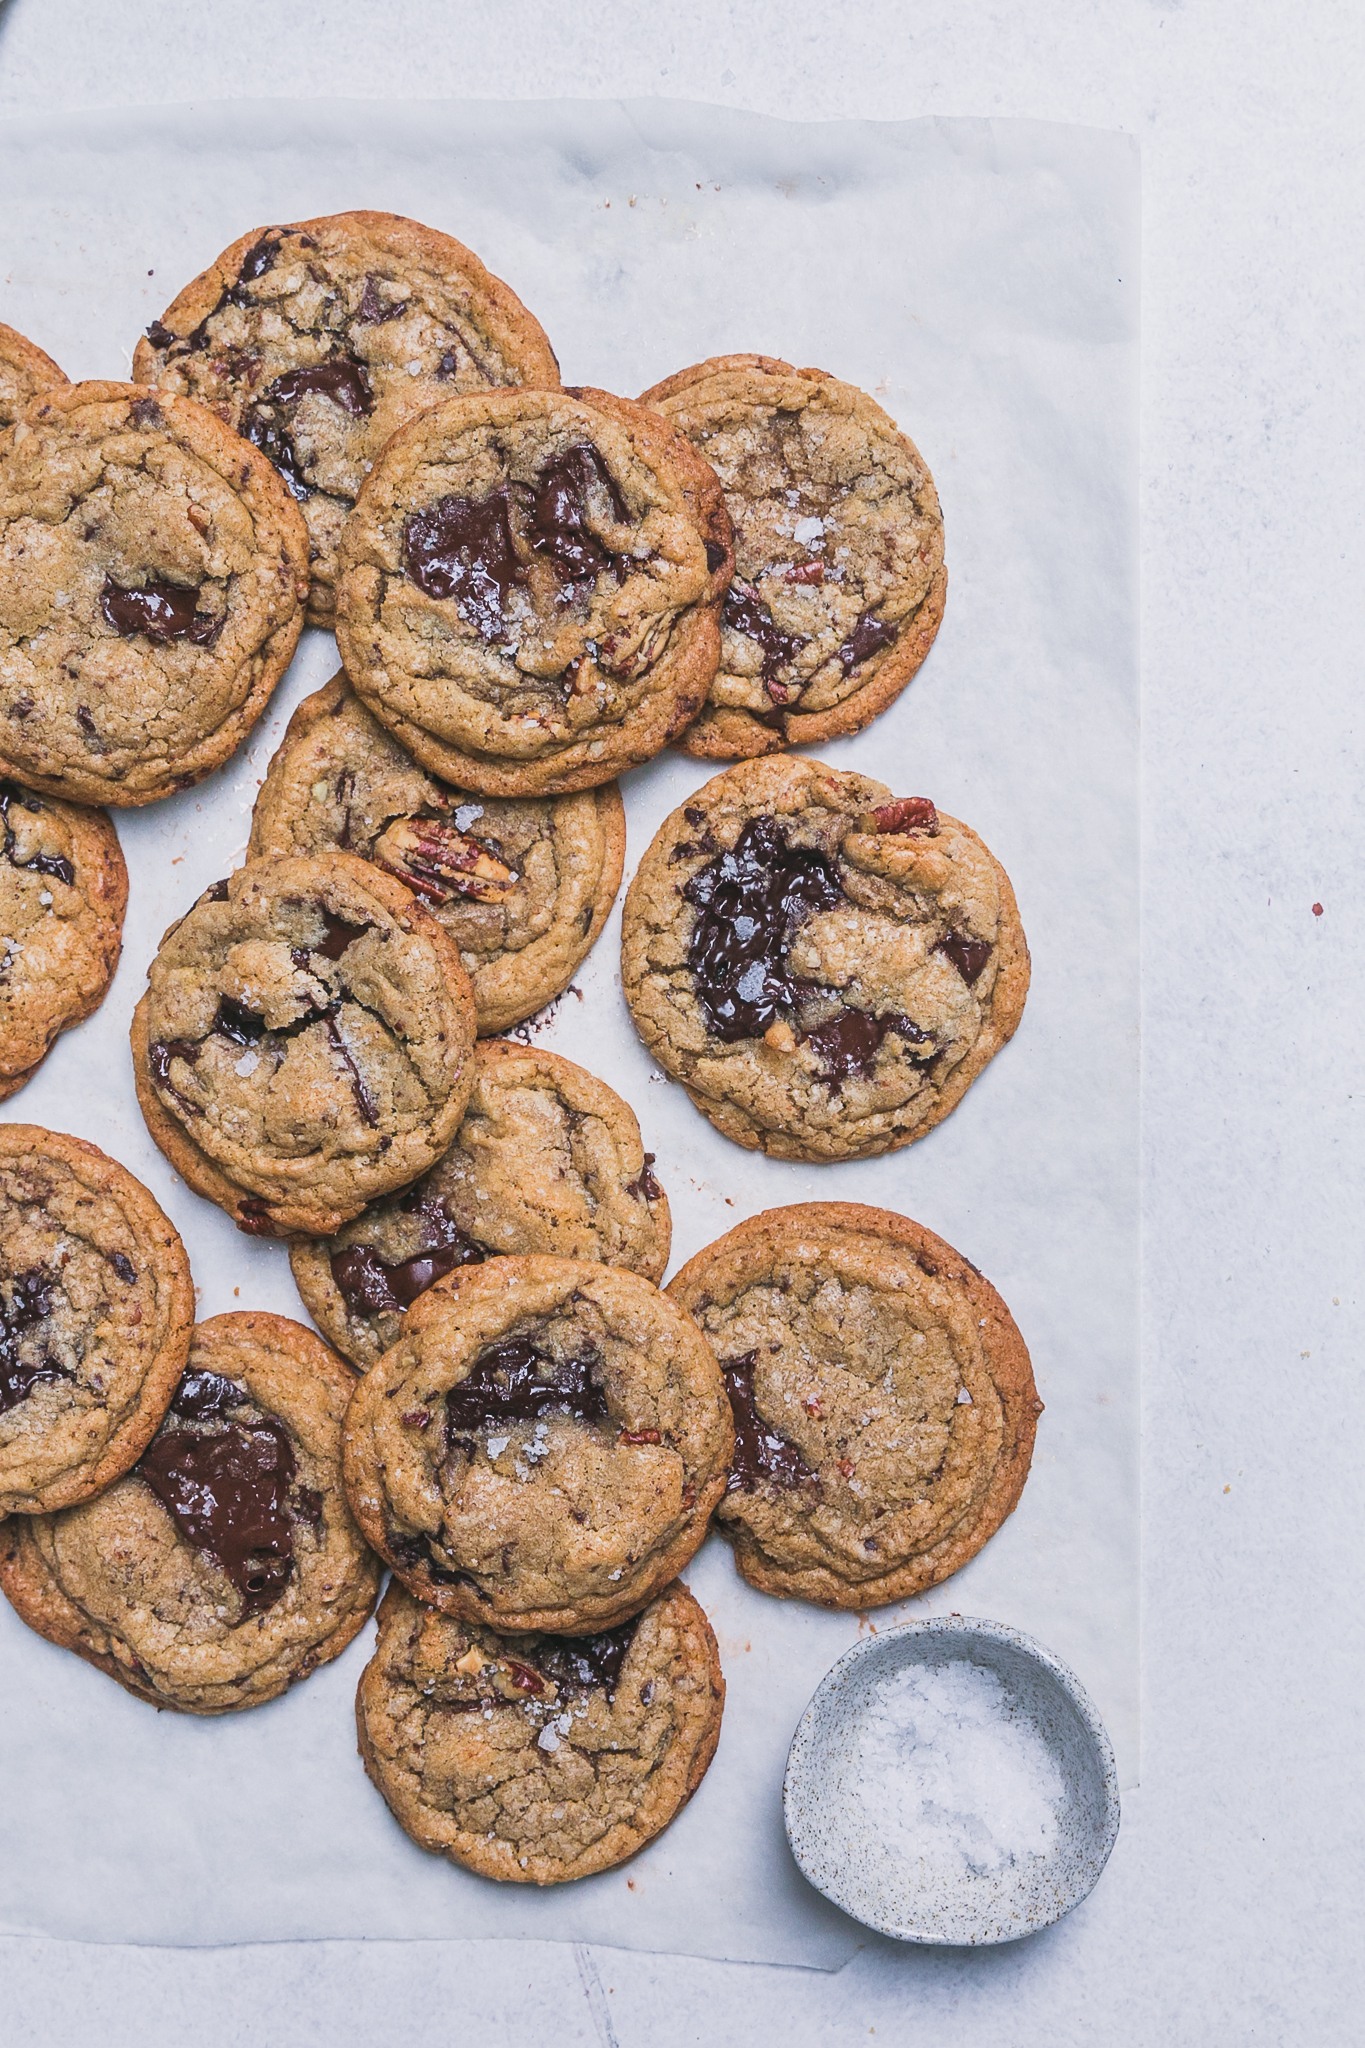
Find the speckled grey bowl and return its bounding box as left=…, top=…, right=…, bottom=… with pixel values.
left=783, top=1616, right=1120, bottom=1945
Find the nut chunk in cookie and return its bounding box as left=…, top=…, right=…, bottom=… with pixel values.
left=292, top=1039, right=671, bottom=1373
left=0, top=1127, right=193, bottom=1518
left=668, top=1204, right=1042, bottom=1609
left=132, top=851, right=476, bottom=1237
left=0, top=321, right=68, bottom=430
left=342, top=1256, right=733, bottom=1633
left=621, top=755, right=1029, bottom=1162
left=0, top=781, right=128, bottom=1100
left=335, top=387, right=727, bottom=795
left=132, top=210, right=560, bottom=626
left=0, top=382, right=309, bottom=806
left=249, top=673, right=625, bottom=1036
left=0, top=1313, right=383, bottom=1713
left=357, top=1577, right=724, bottom=1883
left=640, top=355, right=946, bottom=757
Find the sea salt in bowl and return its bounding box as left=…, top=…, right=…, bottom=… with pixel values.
left=783, top=1616, right=1120, bottom=1945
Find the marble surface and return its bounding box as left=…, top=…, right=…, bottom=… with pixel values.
left=0, top=1, right=1361, bottom=2042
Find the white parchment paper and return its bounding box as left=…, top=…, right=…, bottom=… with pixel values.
left=0, top=99, right=1138, bottom=1966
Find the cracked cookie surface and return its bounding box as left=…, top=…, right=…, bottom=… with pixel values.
left=640, top=355, right=945, bottom=757
left=356, top=1575, right=723, bottom=1883
left=131, top=850, right=476, bottom=1237
left=132, top=210, right=559, bottom=626
left=620, top=755, right=1029, bottom=1162
left=667, top=1203, right=1041, bottom=1608
left=0, top=382, right=309, bottom=806
left=1, top=1312, right=383, bottom=1712
left=0, top=322, right=67, bottom=429
left=292, top=1038, right=670, bottom=1371
left=0, top=1126, right=193, bottom=1517
left=250, top=672, right=625, bottom=1036
left=335, top=387, right=727, bottom=795
left=342, top=1255, right=732, bottom=1633
left=0, top=781, right=127, bottom=1100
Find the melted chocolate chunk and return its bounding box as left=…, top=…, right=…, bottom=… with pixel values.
left=0, top=783, right=75, bottom=888
left=0, top=1267, right=73, bottom=1415
left=331, top=1202, right=485, bottom=1319
left=626, top=1152, right=663, bottom=1202
left=240, top=406, right=311, bottom=499
left=325, top=1015, right=378, bottom=1126
left=934, top=932, right=992, bottom=986
left=723, top=582, right=808, bottom=681
left=837, top=611, right=898, bottom=674
left=683, top=817, right=843, bottom=1040
left=237, top=235, right=280, bottom=284
left=357, top=274, right=407, bottom=325
left=404, top=489, right=521, bottom=642
left=312, top=909, right=371, bottom=960
left=528, top=444, right=631, bottom=591
left=535, top=1619, right=638, bottom=1699
left=148, top=1036, right=203, bottom=1115
left=266, top=358, right=374, bottom=418
left=99, top=577, right=223, bottom=646
left=171, top=1369, right=245, bottom=1420
left=722, top=1353, right=818, bottom=1493
left=138, top=1405, right=297, bottom=1620
left=444, top=1338, right=608, bottom=1446
left=212, top=997, right=267, bottom=1047
left=800, top=1009, right=930, bottom=1082
left=704, top=539, right=728, bottom=574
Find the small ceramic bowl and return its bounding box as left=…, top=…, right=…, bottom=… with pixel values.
left=783, top=1615, right=1120, bottom=1945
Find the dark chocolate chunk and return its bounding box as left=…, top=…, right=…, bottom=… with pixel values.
left=106, top=1250, right=137, bottom=1285
left=266, top=358, right=374, bottom=418
left=626, top=1152, right=663, bottom=1202
left=0, top=783, right=75, bottom=888
left=144, top=318, right=176, bottom=350
left=722, top=1352, right=818, bottom=1493
left=237, top=235, right=281, bottom=284
left=330, top=1202, right=486, bottom=1319
left=148, top=1036, right=203, bottom=1116
left=240, top=405, right=311, bottom=499
left=444, top=1337, right=608, bottom=1445
left=138, top=1407, right=296, bottom=1620
left=683, top=816, right=843, bottom=1041
left=800, top=1009, right=930, bottom=1082
left=934, top=932, right=992, bottom=986
left=534, top=1619, right=638, bottom=1699
left=325, top=1015, right=378, bottom=1127
left=128, top=396, right=165, bottom=430
left=0, top=1267, right=73, bottom=1415
left=527, top=444, right=631, bottom=591
left=99, top=576, right=223, bottom=647
left=357, top=274, right=407, bottom=325
left=205, top=879, right=231, bottom=901
left=312, top=909, right=371, bottom=960
left=722, top=581, right=808, bottom=681
left=212, top=997, right=267, bottom=1047
left=171, top=1369, right=246, bottom=1420
left=837, top=610, right=898, bottom=674
left=704, top=539, right=728, bottom=574
left=404, top=489, right=521, bottom=642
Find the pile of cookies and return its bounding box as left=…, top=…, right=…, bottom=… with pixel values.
left=0, top=210, right=1040, bottom=1889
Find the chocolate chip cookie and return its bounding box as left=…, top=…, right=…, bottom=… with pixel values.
left=0, top=1312, right=383, bottom=1712
left=356, top=1576, right=723, bottom=1883
left=133, top=211, right=560, bottom=627
left=620, top=755, right=1029, bottom=1161
left=668, top=1204, right=1041, bottom=1608
left=334, top=386, right=726, bottom=795
left=639, top=355, right=946, bottom=757
left=292, top=1038, right=671, bottom=1372
left=0, top=322, right=67, bottom=429
left=342, top=1256, right=733, bottom=1633
left=249, top=672, right=625, bottom=1036
left=131, top=851, right=477, bottom=1237
left=0, top=1127, right=193, bottom=1518
left=0, top=381, right=309, bottom=806
left=0, top=781, right=127, bottom=1100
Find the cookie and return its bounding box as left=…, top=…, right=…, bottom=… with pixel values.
left=639, top=355, right=946, bottom=757
left=620, top=755, right=1029, bottom=1162
left=0, top=1312, right=383, bottom=1712
left=0, top=780, right=127, bottom=1101
left=0, top=381, right=309, bottom=807
left=131, top=851, right=477, bottom=1237
left=342, top=1256, right=733, bottom=1633
left=133, top=211, right=560, bottom=627
left=0, top=1127, right=193, bottom=1518
left=292, top=1038, right=671, bottom=1371
left=667, top=1203, right=1041, bottom=1608
left=334, top=385, right=728, bottom=795
left=356, top=1576, right=723, bottom=1883
left=249, top=672, right=625, bottom=1036
left=0, top=322, right=68, bottom=429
